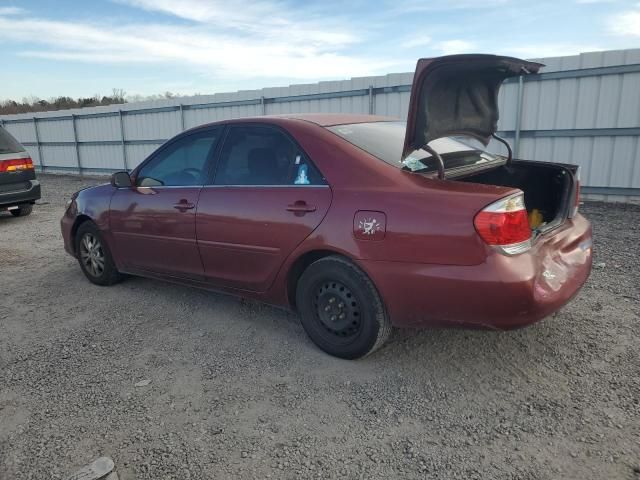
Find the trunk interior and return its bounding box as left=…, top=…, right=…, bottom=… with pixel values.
left=458, top=161, right=574, bottom=233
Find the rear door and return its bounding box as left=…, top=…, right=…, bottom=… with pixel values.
left=196, top=124, right=331, bottom=292
left=110, top=128, right=222, bottom=278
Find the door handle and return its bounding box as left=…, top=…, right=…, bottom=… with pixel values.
left=173, top=201, right=195, bottom=211
left=286, top=202, right=316, bottom=214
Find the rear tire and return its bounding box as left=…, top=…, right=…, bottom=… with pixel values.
left=296, top=255, right=391, bottom=359
left=10, top=204, right=33, bottom=217
left=75, top=222, right=123, bottom=286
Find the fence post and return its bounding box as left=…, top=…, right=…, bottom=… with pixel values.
left=119, top=110, right=128, bottom=170
left=368, top=85, right=374, bottom=114
left=179, top=104, right=185, bottom=131
left=71, top=114, right=83, bottom=174
left=513, top=75, right=524, bottom=158
left=33, top=117, right=45, bottom=172
left=260, top=96, right=266, bottom=115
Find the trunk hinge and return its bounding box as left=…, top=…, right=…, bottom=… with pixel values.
left=423, top=144, right=445, bottom=180
left=492, top=133, right=513, bottom=166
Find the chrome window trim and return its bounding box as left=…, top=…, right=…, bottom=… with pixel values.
left=118, top=185, right=204, bottom=189
left=202, top=184, right=330, bottom=188
left=117, top=184, right=330, bottom=189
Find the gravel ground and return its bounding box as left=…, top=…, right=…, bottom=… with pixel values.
left=1, top=174, right=639, bottom=480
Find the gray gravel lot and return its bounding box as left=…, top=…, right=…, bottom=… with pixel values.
left=1, top=174, right=639, bottom=480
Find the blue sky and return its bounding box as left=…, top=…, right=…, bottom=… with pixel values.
left=1, top=0, right=639, bottom=100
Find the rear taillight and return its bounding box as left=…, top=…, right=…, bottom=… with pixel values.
left=571, top=166, right=581, bottom=217
left=0, top=157, right=34, bottom=172
left=474, top=192, right=532, bottom=255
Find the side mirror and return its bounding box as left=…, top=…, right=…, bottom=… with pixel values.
left=111, top=171, right=133, bottom=188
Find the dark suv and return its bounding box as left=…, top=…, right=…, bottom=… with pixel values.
left=0, top=126, right=40, bottom=217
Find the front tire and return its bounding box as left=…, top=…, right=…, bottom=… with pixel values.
left=75, top=222, right=123, bottom=286
left=10, top=204, right=33, bottom=217
left=296, top=255, right=391, bottom=359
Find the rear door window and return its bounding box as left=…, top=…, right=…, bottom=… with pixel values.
left=213, top=125, right=325, bottom=186
left=0, top=127, right=26, bottom=154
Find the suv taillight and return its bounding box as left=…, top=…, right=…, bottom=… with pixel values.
left=0, top=157, right=34, bottom=172
left=474, top=192, right=532, bottom=255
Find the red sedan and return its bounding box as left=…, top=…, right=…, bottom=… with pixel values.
left=61, top=54, right=592, bottom=359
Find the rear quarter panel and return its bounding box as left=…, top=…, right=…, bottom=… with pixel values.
left=266, top=119, right=522, bottom=305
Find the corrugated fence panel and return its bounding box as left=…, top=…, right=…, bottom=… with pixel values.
left=1, top=48, right=639, bottom=200
left=3, top=122, right=36, bottom=143
left=618, top=72, right=640, bottom=127
left=38, top=119, right=74, bottom=142
left=123, top=110, right=180, bottom=140
left=497, top=81, right=519, bottom=130
left=77, top=115, right=121, bottom=142
left=79, top=144, right=124, bottom=171
left=42, top=145, right=77, bottom=168
left=570, top=137, right=596, bottom=182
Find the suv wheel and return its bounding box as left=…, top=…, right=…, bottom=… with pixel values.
left=10, top=204, right=33, bottom=217
left=75, top=222, right=123, bottom=286
left=296, top=255, right=391, bottom=359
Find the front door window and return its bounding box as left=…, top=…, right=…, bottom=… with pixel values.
left=137, top=130, right=221, bottom=187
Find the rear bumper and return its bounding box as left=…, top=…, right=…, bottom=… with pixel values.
left=0, top=180, right=41, bottom=208
left=361, top=214, right=593, bottom=329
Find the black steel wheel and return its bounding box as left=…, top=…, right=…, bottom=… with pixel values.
left=313, top=280, right=362, bottom=340
left=296, top=255, right=391, bottom=359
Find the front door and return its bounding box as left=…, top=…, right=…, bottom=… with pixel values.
left=196, top=124, right=331, bottom=292
left=110, top=128, right=222, bottom=278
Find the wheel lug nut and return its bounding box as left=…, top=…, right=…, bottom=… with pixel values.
left=339, top=313, right=346, bottom=320
left=330, top=315, right=337, bottom=321
left=329, top=298, right=335, bottom=304
left=338, top=302, right=344, bottom=308
left=324, top=306, right=331, bottom=312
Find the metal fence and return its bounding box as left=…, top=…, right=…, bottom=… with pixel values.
left=1, top=48, right=639, bottom=201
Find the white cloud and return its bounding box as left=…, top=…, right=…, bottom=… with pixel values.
left=401, top=35, right=432, bottom=49
left=0, top=14, right=391, bottom=82
left=608, top=9, right=640, bottom=36
left=116, top=0, right=357, bottom=47
left=391, top=0, right=509, bottom=13
left=0, top=6, right=25, bottom=15
left=436, top=40, right=476, bottom=55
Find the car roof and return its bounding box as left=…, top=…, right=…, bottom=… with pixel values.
left=192, top=113, right=398, bottom=131
left=268, top=113, right=398, bottom=126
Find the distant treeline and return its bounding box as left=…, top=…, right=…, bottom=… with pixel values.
left=0, top=89, right=181, bottom=115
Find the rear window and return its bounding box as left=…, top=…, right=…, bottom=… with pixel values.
left=327, top=121, right=499, bottom=174
left=0, top=127, right=25, bottom=155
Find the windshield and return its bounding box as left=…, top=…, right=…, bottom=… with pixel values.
left=0, top=127, right=26, bottom=155
left=327, top=121, right=499, bottom=173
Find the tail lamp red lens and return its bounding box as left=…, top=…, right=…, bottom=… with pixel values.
left=0, top=157, right=34, bottom=172
left=474, top=193, right=532, bottom=254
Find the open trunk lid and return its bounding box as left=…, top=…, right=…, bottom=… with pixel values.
left=402, top=54, right=543, bottom=161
